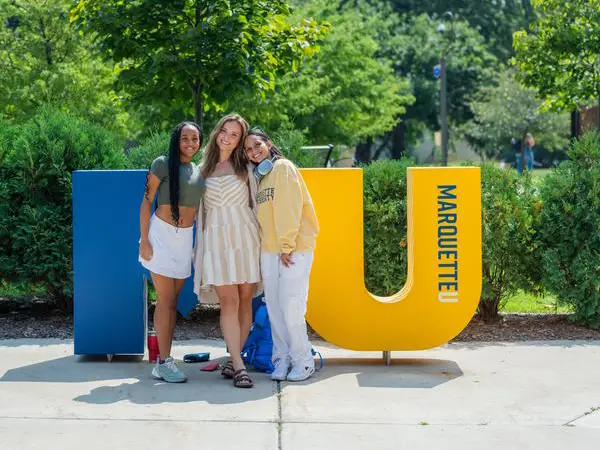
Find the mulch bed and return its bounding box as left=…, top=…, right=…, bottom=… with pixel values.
left=1, top=301, right=600, bottom=342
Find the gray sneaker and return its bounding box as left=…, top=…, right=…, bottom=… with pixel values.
left=151, top=356, right=187, bottom=383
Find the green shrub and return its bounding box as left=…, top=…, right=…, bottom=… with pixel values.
left=0, top=110, right=127, bottom=307
left=363, top=159, right=413, bottom=295
left=126, top=131, right=170, bottom=169
left=479, top=163, right=540, bottom=322
left=0, top=122, right=20, bottom=166
left=537, top=132, right=600, bottom=327
left=274, top=127, right=323, bottom=168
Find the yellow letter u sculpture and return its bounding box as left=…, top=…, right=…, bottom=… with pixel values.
left=301, top=167, right=481, bottom=351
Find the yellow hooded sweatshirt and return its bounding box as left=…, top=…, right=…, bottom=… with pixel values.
left=256, top=158, right=319, bottom=254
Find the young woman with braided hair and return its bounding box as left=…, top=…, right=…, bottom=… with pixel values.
left=139, top=121, right=205, bottom=383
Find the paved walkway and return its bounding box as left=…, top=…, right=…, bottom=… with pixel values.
left=1, top=339, right=599, bottom=449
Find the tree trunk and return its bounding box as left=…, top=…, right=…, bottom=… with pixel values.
left=39, top=18, right=53, bottom=66
left=478, top=294, right=502, bottom=323
left=571, top=110, right=581, bottom=140
left=390, top=122, right=405, bottom=160
left=192, top=82, right=203, bottom=130
left=355, top=137, right=373, bottom=164
left=521, top=137, right=526, bottom=173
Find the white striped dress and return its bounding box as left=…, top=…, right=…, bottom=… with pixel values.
left=201, top=174, right=261, bottom=287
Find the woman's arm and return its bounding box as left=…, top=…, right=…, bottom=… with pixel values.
left=139, top=172, right=160, bottom=259
left=272, top=162, right=303, bottom=264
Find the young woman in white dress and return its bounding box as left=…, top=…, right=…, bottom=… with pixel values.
left=193, top=114, right=260, bottom=388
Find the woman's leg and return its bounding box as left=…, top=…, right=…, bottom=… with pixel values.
left=151, top=272, right=178, bottom=360
left=215, top=285, right=244, bottom=371
left=171, top=278, right=186, bottom=340
left=237, top=283, right=255, bottom=350
left=261, top=252, right=292, bottom=380
left=260, top=253, right=289, bottom=363
left=150, top=272, right=187, bottom=382
left=527, top=149, right=534, bottom=171
left=279, top=252, right=315, bottom=381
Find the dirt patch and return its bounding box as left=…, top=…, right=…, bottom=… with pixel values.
left=452, top=314, right=600, bottom=342
left=1, top=307, right=600, bottom=342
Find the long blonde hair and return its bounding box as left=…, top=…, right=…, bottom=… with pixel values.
left=524, top=133, right=535, bottom=148
left=201, top=114, right=249, bottom=179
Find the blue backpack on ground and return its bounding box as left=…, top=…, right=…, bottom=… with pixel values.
left=242, top=299, right=324, bottom=374
left=242, top=302, right=275, bottom=373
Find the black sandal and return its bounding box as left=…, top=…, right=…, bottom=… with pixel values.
left=232, top=369, right=253, bottom=388
left=221, top=360, right=235, bottom=379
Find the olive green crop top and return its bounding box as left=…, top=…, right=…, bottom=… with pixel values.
left=149, top=156, right=205, bottom=207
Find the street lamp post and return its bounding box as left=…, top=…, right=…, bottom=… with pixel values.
left=438, top=12, right=454, bottom=167
left=440, top=54, right=448, bottom=167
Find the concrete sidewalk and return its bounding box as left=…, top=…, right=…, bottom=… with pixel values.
left=0, top=339, right=599, bottom=449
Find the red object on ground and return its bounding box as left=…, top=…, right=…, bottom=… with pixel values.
left=200, top=361, right=221, bottom=372
left=147, top=330, right=159, bottom=363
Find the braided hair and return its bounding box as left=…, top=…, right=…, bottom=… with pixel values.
left=168, top=121, right=203, bottom=226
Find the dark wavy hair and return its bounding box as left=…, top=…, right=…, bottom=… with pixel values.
left=168, top=121, right=203, bottom=225
left=246, top=126, right=284, bottom=160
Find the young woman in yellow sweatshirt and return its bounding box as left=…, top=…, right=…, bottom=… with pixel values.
left=244, top=128, right=320, bottom=382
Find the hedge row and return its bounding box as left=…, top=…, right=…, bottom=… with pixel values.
left=1, top=111, right=599, bottom=327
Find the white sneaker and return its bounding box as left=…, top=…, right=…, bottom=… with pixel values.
left=270, top=359, right=291, bottom=381
left=287, top=364, right=315, bottom=382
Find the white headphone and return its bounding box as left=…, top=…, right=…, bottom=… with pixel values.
left=253, top=158, right=274, bottom=181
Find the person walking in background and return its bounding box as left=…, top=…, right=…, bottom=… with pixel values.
left=193, top=114, right=260, bottom=389
left=516, top=133, right=535, bottom=174
left=139, top=121, right=205, bottom=383
left=244, top=127, right=320, bottom=382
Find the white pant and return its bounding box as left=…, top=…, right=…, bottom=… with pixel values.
left=260, top=251, right=314, bottom=369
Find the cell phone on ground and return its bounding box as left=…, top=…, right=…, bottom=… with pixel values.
left=183, top=352, right=210, bottom=363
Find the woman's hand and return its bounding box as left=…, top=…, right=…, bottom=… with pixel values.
left=139, top=239, right=153, bottom=260
left=280, top=252, right=294, bottom=267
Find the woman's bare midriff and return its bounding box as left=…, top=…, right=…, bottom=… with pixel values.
left=155, top=204, right=198, bottom=228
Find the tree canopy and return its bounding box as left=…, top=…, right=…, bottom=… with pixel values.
left=236, top=0, right=414, bottom=145
left=462, top=70, right=568, bottom=160
left=0, top=0, right=127, bottom=133
left=513, top=0, right=600, bottom=110
left=72, top=0, right=330, bottom=130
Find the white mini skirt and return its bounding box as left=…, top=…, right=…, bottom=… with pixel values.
left=139, top=214, right=194, bottom=279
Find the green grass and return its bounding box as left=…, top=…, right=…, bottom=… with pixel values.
left=530, top=168, right=551, bottom=178
left=503, top=291, right=572, bottom=314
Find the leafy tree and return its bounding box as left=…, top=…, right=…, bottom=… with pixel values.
left=479, top=162, right=540, bottom=322
left=373, top=0, right=533, bottom=61
left=0, top=109, right=127, bottom=307
left=354, top=10, right=499, bottom=160
left=537, top=132, right=600, bottom=328
left=236, top=0, right=413, bottom=145
left=462, top=70, right=569, bottom=160
left=513, top=0, right=600, bottom=111
left=0, top=0, right=129, bottom=134
left=72, top=0, right=329, bottom=130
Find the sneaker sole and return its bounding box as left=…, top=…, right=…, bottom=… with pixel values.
left=152, top=367, right=187, bottom=383
left=287, top=369, right=315, bottom=382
